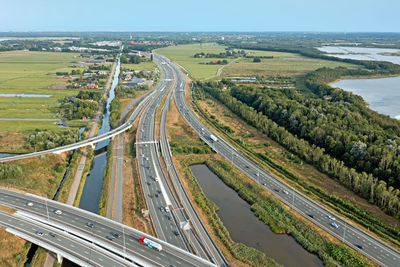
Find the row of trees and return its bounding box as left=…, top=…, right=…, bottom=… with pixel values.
left=196, top=81, right=400, bottom=218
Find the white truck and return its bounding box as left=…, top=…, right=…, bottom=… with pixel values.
left=139, top=236, right=162, bottom=251
left=210, top=134, right=218, bottom=142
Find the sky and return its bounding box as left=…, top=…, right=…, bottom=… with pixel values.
left=0, top=0, right=399, bottom=32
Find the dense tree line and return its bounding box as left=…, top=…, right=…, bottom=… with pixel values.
left=195, top=81, right=400, bottom=218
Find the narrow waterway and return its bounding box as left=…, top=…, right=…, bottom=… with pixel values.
left=190, top=164, right=323, bottom=267
left=78, top=58, right=120, bottom=213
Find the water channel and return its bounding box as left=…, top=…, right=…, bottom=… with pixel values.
left=189, top=164, right=323, bottom=267
left=78, top=58, right=120, bottom=213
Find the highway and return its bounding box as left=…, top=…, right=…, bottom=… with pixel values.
left=158, top=60, right=228, bottom=266
left=167, top=55, right=400, bottom=267
left=0, top=188, right=217, bottom=267
left=136, top=55, right=193, bottom=252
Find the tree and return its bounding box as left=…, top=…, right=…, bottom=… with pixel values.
left=130, top=55, right=142, bottom=64
left=253, top=57, right=261, bottom=63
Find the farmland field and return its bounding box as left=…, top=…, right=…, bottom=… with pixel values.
left=156, top=43, right=233, bottom=79
left=222, top=49, right=359, bottom=77
left=0, top=51, right=92, bottom=133
left=157, top=43, right=359, bottom=79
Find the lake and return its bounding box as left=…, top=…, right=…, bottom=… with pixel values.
left=319, top=46, right=400, bottom=119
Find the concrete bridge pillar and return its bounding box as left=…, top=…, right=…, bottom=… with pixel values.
left=90, top=143, right=95, bottom=149
left=57, top=253, right=63, bottom=264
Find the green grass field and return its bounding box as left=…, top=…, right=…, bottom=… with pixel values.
left=222, top=50, right=359, bottom=77
left=0, top=50, right=92, bottom=131
left=157, top=43, right=359, bottom=79
left=156, top=43, right=233, bottom=79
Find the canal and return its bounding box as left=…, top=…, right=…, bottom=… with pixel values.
left=78, top=58, right=120, bottom=213
left=189, top=164, right=323, bottom=267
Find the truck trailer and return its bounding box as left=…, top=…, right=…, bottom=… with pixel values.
left=139, top=236, right=162, bottom=251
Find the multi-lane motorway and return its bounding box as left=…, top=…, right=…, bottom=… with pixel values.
left=158, top=57, right=228, bottom=266
left=168, top=56, right=400, bottom=267
left=0, top=188, right=217, bottom=267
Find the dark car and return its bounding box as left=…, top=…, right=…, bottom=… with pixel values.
left=106, top=236, right=114, bottom=241
left=308, top=214, right=314, bottom=218
left=111, top=232, right=121, bottom=238
left=49, top=232, right=56, bottom=237
left=355, top=244, right=363, bottom=249
left=86, top=222, right=94, bottom=228
left=173, top=230, right=180, bottom=236
left=166, top=215, right=172, bottom=220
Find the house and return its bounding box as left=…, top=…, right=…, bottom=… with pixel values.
left=53, top=47, right=62, bottom=52
left=97, top=71, right=106, bottom=76
left=83, top=73, right=93, bottom=78
left=87, top=82, right=98, bottom=89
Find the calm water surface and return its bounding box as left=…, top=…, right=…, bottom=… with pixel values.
left=190, top=164, right=323, bottom=267
left=332, top=76, right=400, bottom=119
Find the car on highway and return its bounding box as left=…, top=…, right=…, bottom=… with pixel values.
left=86, top=222, right=94, bottom=228
left=282, top=190, right=289, bottom=195
left=355, top=244, right=363, bottom=249
left=330, top=222, right=339, bottom=228
left=166, top=215, right=171, bottom=220
left=49, top=232, right=56, bottom=237
left=27, top=202, right=34, bottom=207
left=111, top=232, right=121, bottom=238
left=159, top=207, right=164, bottom=212
left=106, top=236, right=114, bottom=241
left=54, top=209, right=62, bottom=215
left=262, top=183, right=266, bottom=186
left=328, top=215, right=336, bottom=221
left=255, top=172, right=260, bottom=177
left=308, top=214, right=314, bottom=218
left=173, top=230, right=180, bottom=236
left=155, top=193, right=159, bottom=197
left=36, top=231, right=43, bottom=237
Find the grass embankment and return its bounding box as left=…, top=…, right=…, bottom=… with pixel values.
left=192, top=90, right=400, bottom=248
left=0, top=228, right=30, bottom=267
left=123, top=127, right=153, bottom=233
left=0, top=154, right=68, bottom=198
left=29, top=247, right=48, bottom=267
